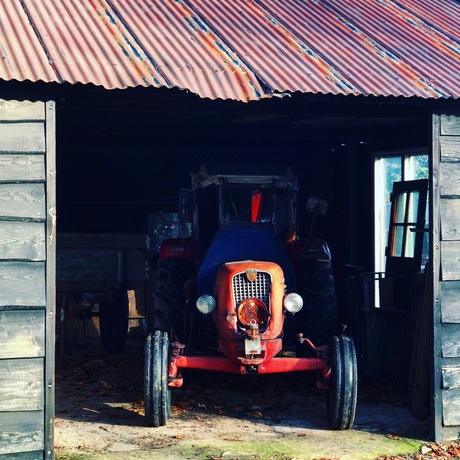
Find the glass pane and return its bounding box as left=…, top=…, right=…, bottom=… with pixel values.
left=385, top=157, right=403, bottom=202
left=408, top=191, right=420, bottom=223
left=395, top=192, right=407, bottom=223
left=412, top=155, right=429, bottom=180
left=391, top=226, right=404, bottom=256
left=404, top=154, right=428, bottom=180
left=405, top=225, right=416, bottom=257
left=148, top=212, right=190, bottom=253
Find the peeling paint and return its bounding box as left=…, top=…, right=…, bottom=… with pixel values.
left=95, top=0, right=170, bottom=87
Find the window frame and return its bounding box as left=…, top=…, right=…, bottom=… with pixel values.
left=373, top=147, right=428, bottom=273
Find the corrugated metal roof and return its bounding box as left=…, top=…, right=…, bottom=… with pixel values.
left=0, top=0, right=459, bottom=101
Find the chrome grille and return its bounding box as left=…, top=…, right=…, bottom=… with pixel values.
left=232, top=271, right=271, bottom=307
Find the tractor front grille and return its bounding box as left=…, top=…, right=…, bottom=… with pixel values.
left=232, top=271, right=271, bottom=308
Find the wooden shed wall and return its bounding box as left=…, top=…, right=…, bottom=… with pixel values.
left=433, top=113, right=460, bottom=441
left=0, top=91, right=55, bottom=459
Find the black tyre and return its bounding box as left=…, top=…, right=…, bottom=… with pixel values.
left=153, top=259, right=195, bottom=343
left=295, top=259, right=337, bottom=350
left=327, top=335, right=358, bottom=430
left=99, top=291, right=128, bottom=353
left=145, top=331, right=171, bottom=427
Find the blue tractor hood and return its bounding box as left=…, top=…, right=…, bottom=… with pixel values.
left=197, top=224, right=295, bottom=297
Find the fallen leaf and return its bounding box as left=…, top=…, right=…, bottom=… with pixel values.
left=420, top=446, right=432, bottom=455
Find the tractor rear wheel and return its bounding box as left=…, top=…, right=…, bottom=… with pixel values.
left=144, top=330, right=171, bottom=427
left=152, top=259, right=195, bottom=343
left=295, top=259, right=337, bottom=351
left=327, top=335, right=358, bottom=430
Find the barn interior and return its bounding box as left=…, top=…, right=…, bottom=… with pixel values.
left=54, top=83, right=433, bottom=417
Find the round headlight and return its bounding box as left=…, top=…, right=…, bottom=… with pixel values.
left=196, top=295, right=216, bottom=315
left=237, top=298, right=269, bottom=327
left=283, top=293, right=303, bottom=314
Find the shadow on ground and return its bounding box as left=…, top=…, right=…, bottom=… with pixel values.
left=54, top=337, right=430, bottom=459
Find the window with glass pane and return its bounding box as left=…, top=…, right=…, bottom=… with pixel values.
left=374, top=150, right=428, bottom=272
left=389, top=190, right=422, bottom=258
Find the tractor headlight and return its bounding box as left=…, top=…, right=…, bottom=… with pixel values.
left=196, top=295, right=216, bottom=315
left=237, top=298, right=269, bottom=327
left=283, top=293, right=303, bottom=314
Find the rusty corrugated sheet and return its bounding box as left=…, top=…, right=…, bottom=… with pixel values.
left=0, top=0, right=459, bottom=101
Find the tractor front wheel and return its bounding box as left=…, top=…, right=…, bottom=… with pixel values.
left=327, top=335, right=358, bottom=430
left=144, top=330, right=171, bottom=427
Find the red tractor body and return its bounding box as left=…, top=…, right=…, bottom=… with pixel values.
left=145, top=165, right=357, bottom=430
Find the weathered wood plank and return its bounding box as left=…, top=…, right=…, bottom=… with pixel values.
left=0, top=262, right=46, bottom=306
left=0, top=99, right=45, bottom=121
left=56, top=249, right=119, bottom=282
left=0, top=221, right=45, bottom=261
left=442, top=426, right=460, bottom=441
left=0, top=451, right=43, bottom=460
left=0, top=310, right=45, bottom=358
left=0, top=411, right=44, bottom=455
left=124, top=249, right=148, bottom=285
left=442, top=388, right=460, bottom=425
left=440, top=136, right=460, bottom=162
left=441, top=114, right=460, bottom=136
left=442, top=324, right=460, bottom=358
left=0, top=123, right=45, bottom=153
left=0, top=183, right=45, bottom=219
left=0, top=154, right=45, bottom=182
left=57, top=233, right=147, bottom=249
left=56, top=280, right=118, bottom=291
left=441, top=241, right=460, bottom=281
left=0, top=358, right=44, bottom=411
left=441, top=281, right=460, bottom=323
left=440, top=198, right=460, bottom=241
left=440, top=162, right=460, bottom=197
left=442, top=364, right=460, bottom=390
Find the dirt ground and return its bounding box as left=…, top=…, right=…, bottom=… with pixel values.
left=54, top=337, right=435, bottom=460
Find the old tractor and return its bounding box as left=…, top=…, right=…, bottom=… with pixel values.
left=145, top=164, right=357, bottom=429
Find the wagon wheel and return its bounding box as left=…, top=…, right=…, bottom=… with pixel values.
left=144, top=330, right=171, bottom=427
left=327, top=335, right=358, bottom=430
left=99, top=290, right=129, bottom=353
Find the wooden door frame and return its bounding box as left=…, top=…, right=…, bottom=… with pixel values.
left=45, top=92, right=57, bottom=459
